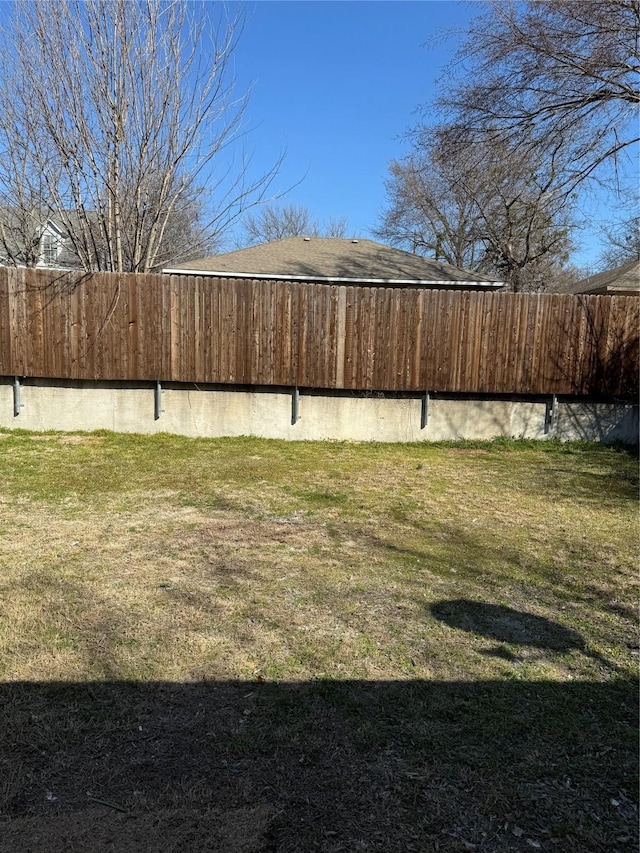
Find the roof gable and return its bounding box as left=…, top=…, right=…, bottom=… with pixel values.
left=571, top=259, right=640, bottom=295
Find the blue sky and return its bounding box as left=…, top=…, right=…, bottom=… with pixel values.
left=0, top=0, right=632, bottom=268
left=225, top=0, right=637, bottom=270
left=227, top=1, right=476, bottom=242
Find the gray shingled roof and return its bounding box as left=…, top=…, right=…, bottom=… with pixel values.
left=164, top=237, right=504, bottom=288
left=570, top=259, right=640, bottom=295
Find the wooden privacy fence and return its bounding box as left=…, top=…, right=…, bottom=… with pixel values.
left=0, top=267, right=637, bottom=397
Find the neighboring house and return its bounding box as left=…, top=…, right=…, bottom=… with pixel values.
left=570, top=259, right=640, bottom=296
left=0, top=208, right=81, bottom=270
left=34, top=219, right=73, bottom=269
left=163, top=237, right=505, bottom=290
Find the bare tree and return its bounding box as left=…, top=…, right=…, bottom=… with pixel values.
left=0, top=100, right=67, bottom=268
left=455, top=135, right=574, bottom=292
left=598, top=214, right=640, bottom=268
left=241, top=204, right=348, bottom=246
left=243, top=204, right=316, bottom=243
left=324, top=216, right=349, bottom=239
left=434, top=0, right=640, bottom=196
left=0, top=0, right=280, bottom=272
left=376, top=132, right=574, bottom=291
left=378, top=1, right=638, bottom=288
left=374, top=155, right=489, bottom=271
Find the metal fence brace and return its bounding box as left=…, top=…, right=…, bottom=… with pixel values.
left=13, top=376, right=24, bottom=417
left=154, top=380, right=164, bottom=420
left=291, top=386, right=300, bottom=425
left=544, top=395, right=558, bottom=435
left=420, top=392, right=430, bottom=430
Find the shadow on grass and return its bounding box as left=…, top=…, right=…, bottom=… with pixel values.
left=430, top=599, right=586, bottom=651
left=365, top=527, right=635, bottom=656
left=0, top=678, right=637, bottom=852
left=429, top=599, right=624, bottom=673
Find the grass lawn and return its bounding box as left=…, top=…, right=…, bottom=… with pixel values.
left=0, top=431, right=637, bottom=852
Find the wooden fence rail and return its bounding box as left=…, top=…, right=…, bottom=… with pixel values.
left=0, top=268, right=637, bottom=397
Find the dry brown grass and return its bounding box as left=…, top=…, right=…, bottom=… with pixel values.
left=0, top=432, right=637, bottom=851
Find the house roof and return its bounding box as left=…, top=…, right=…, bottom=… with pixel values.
left=0, top=206, right=81, bottom=269
left=569, top=259, right=640, bottom=295
left=164, top=237, right=504, bottom=288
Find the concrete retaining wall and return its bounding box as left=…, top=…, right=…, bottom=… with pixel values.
left=0, top=378, right=637, bottom=444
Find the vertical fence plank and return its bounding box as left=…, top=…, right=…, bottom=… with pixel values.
left=25, top=270, right=44, bottom=378
left=342, top=286, right=354, bottom=389
left=0, top=267, right=12, bottom=375
left=421, top=291, right=437, bottom=391
left=8, top=268, right=26, bottom=375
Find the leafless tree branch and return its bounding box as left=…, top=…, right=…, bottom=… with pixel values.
left=0, top=0, right=281, bottom=272
left=240, top=204, right=349, bottom=246
left=375, top=133, right=575, bottom=292
left=433, top=0, right=640, bottom=195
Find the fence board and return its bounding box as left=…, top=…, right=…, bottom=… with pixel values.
left=0, top=267, right=636, bottom=399
left=420, top=290, right=436, bottom=390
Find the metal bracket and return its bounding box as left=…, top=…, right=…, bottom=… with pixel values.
left=291, top=386, right=300, bottom=425
left=544, top=395, right=558, bottom=435
left=420, top=392, right=430, bottom=430
left=154, top=380, right=164, bottom=420
left=13, top=376, right=24, bottom=417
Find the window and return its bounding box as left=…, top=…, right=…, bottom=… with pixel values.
left=41, top=232, right=60, bottom=266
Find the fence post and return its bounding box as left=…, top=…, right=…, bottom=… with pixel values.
left=154, top=381, right=164, bottom=420
left=420, top=392, right=430, bottom=429
left=291, top=387, right=300, bottom=425
left=13, top=377, right=24, bottom=417
left=544, top=395, right=558, bottom=435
